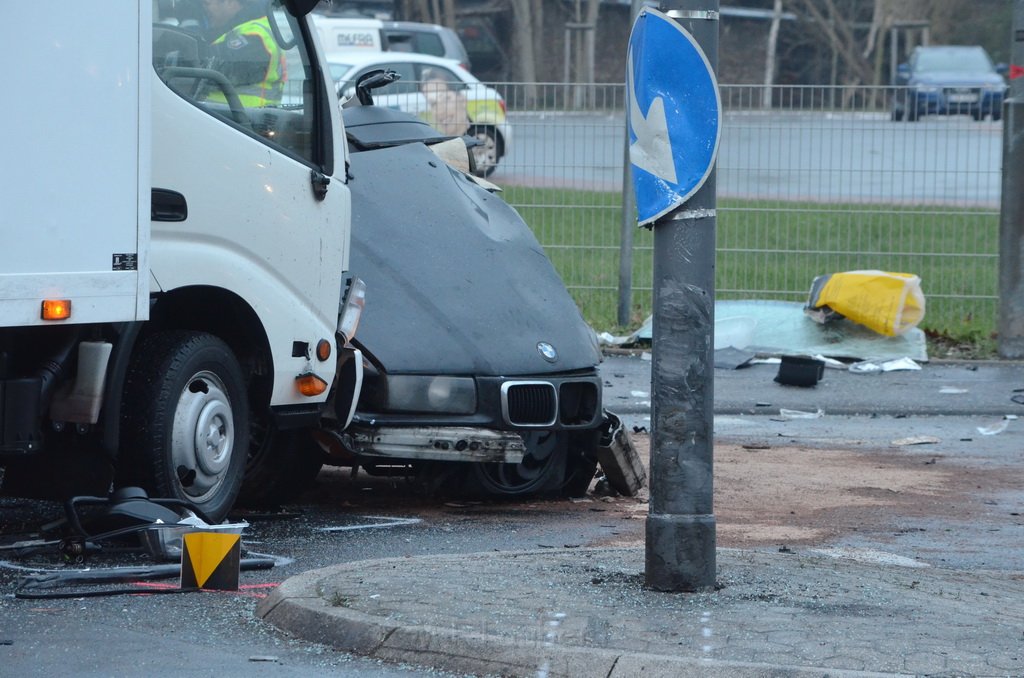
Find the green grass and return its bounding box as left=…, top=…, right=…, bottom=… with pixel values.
left=502, top=186, right=999, bottom=354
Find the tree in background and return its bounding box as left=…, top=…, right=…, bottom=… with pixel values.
left=785, top=0, right=1011, bottom=88
left=387, top=0, right=1011, bottom=90
left=394, top=0, right=456, bottom=26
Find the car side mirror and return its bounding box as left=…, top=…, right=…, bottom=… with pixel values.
left=283, top=0, right=319, bottom=17
left=895, top=62, right=910, bottom=83
left=996, top=62, right=1009, bottom=76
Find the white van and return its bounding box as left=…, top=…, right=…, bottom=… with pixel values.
left=311, top=15, right=385, bottom=55
left=311, top=15, right=470, bottom=70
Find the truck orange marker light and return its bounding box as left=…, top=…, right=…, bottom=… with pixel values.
left=316, top=338, right=332, bottom=361
left=41, top=299, right=72, bottom=320
left=295, top=372, right=329, bottom=396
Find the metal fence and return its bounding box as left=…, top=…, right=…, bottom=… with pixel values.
left=486, top=82, right=1002, bottom=340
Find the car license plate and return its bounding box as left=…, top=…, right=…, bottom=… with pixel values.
left=948, top=93, right=978, bottom=103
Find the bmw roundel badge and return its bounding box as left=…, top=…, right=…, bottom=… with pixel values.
left=537, top=341, right=558, bottom=362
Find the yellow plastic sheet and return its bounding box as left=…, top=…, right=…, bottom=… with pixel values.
left=805, top=270, right=926, bottom=337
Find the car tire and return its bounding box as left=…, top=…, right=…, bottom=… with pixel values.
left=992, top=109, right=1003, bottom=122
left=118, top=331, right=248, bottom=523
left=906, top=105, right=919, bottom=122
left=463, top=430, right=598, bottom=499
left=890, top=108, right=904, bottom=122
left=468, top=125, right=502, bottom=178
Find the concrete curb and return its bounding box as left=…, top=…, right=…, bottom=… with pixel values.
left=256, top=555, right=909, bottom=678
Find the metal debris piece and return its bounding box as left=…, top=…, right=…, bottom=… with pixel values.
left=595, top=412, right=647, bottom=497
left=891, top=435, right=941, bottom=446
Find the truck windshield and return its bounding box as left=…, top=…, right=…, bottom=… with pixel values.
left=151, top=0, right=319, bottom=163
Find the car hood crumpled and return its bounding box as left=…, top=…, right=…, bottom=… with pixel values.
left=347, top=142, right=601, bottom=376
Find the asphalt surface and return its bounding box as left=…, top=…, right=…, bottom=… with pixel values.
left=256, top=354, right=1024, bottom=678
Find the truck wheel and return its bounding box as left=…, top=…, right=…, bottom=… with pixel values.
left=468, top=430, right=596, bottom=498
left=119, top=332, right=247, bottom=523
left=238, top=422, right=325, bottom=507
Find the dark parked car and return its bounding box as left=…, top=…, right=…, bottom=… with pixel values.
left=340, top=101, right=605, bottom=498
left=892, top=45, right=1008, bottom=122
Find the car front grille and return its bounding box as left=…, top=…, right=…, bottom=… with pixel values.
left=502, top=381, right=557, bottom=426
left=501, top=378, right=601, bottom=428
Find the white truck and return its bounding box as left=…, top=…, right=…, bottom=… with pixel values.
left=1, top=0, right=364, bottom=522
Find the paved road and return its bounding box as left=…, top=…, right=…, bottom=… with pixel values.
left=602, top=352, right=1024, bottom=458
left=2, top=354, right=1022, bottom=677
left=250, top=355, right=1024, bottom=678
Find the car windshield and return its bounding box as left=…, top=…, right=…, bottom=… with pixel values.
left=916, top=48, right=992, bottom=73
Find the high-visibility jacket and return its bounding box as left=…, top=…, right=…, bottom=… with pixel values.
left=209, top=16, right=285, bottom=107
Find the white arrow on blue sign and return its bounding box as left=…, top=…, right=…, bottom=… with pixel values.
left=627, top=7, right=721, bottom=227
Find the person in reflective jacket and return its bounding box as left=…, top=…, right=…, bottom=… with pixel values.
left=201, top=0, right=285, bottom=107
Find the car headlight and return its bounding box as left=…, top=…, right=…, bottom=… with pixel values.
left=982, top=84, right=1004, bottom=93
left=338, top=277, right=366, bottom=344
left=915, top=85, right=940, bottom=94
left=386, top=375, right=477, bottom=414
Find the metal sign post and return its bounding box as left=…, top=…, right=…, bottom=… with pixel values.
left=1000, top=0, right=1024, bottom=359
left=627, top=1, right=720, bottom=591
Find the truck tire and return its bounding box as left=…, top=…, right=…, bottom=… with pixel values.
left=119, top=331, right=247, bottom=523
left=238, top=423, right=325, bottom=507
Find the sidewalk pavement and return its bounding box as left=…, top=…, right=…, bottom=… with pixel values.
left=256, top=545, right=1024, bottom=677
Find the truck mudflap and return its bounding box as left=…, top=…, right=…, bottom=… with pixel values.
left=0, top=378, right=42, bottom=455
left=346, top=424, right=526, bottom=464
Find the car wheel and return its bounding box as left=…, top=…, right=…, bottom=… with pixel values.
left=468, top=125, right=502, bottom=178
left=906, top=105, right=919, bottom=122
left=238, top=421, right=325, bottom=507
left=890, top=108, right=903, bottom=122
left=992, top=109, right=1003, bottom=122
left=119, top=331, right=248, bottom=523
left=467, top=430, right=597, bottom=498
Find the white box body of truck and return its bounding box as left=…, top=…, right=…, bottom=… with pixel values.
left=3, top=5, right=150, bottom=325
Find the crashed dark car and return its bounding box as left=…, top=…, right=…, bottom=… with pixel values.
left=243, top=71, right=609, bottom=501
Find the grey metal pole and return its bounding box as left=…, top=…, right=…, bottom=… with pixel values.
left=644, top=0, right=718, bottom=592
left=999, top=0, right=1024, bottom=359
left=618, top=126, right=637, bottom=327
left=618, top=0, right=645, bottom=328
